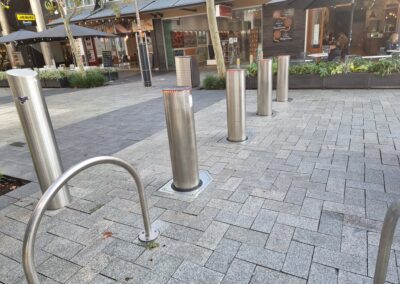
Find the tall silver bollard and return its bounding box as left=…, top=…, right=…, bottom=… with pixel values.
left=257, top=59, right=273, bottom=116
left=277, top=55, right=290, bottom=102
left=7, top=69, right=71, bottom=210
left=226, top=69, right=246, bottom=142
left=163, top=87, right=201, bottom=191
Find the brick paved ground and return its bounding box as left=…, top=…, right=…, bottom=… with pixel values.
left=1, top=76, right=400, bottom=283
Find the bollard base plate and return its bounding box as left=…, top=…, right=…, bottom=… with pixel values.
left=157, top=170, right=212, bottom=200
left=139, top=229, right=160, bottom=243
left=274, top=98, right=293, bottom=102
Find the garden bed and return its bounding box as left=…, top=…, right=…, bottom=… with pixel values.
left=0, top=175, right=30, bottom=196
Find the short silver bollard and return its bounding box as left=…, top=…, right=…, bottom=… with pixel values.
left=162, top=87, right=201, bottom=191
left=7, top=69, right=71, bottom=210
left=257, top=59, right=273, bottom=116
left=277, top=55, right=290, bottom=102
left=226, top=69, right=247, bottom=142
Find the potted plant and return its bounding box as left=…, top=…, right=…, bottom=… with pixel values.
left=289, top=63, right=323, bottom=89
left=38, top=70, right=69, bottom=88
left=245, top=62, right=258, bottom=90
left=0, top=72, right=8, bottom=87
left=369, top=58, right=400, bottom=88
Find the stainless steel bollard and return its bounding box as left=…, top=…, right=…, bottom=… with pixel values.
left=226, top=69, right=246, bottom=142
left=163, top=87, right=201, bottom=191
left=257, top=59, right=273, bottom=116
left=7, top=69, right=71, bottom=210
left=277, top=55, right=290, bottom=102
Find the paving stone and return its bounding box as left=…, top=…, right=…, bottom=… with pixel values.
left=205, top=251, right=235, bottom=274
left=341, top=226, right=367, bottom=258
left=366, top=198, right=387, bottom=221
left=208, top=199, right=242, bottom=213
left=173, top=261, right=224, bottom=284
left=318, top=211, right=343, bottom=237
left=197, top=221, right=229, bottom=250
left=367, top=244, right=399, bottom=283
left=265, top=223, right=294, bottom=253
left=282, top=241, right=314, bottom=279
left=215, top=210, right=255, bottom=229
left=236, top=243, right=285, bottom=270
left=88, top=275, right=117, bottom=283
left=262, top=199, right=301, bottom=215
left=163, top=223, right=203, bottom=243
left=48, top=220, right=88, bottom=244
left=293, top=228, right=340, bottom=251
left=323, top=201, right=365, bottom=218
left=327, top=177, right=345, bottom=194
left=0, top=253, right=23, bottom=283
left=338, top=270, right=373, bottom=284
left=44, top=236, right=84, bottom=260
left=313, top=247, right=367, bottom=275
left=101, top=258, right=149, bottom=283
left=250, top=266, right=306, bottom=284
left=71, top=237, right=114, bottom=266
left=224, top=226, right=268, bottom=247
left=251, top=209, right=278, bottom=233
left=221, top=258, right=255, bottom=284
left=238, top=196, right=264, bottom=217
left=37, top=256, right=81, bottom=283
left=102, top=239, right=145, bottom=263
left=308, top=263, right=338, bottom=284
left=163, top=237, right=213, bottom=266
left=300, top=198, right=322, bottom=219
left=284, top=187, right=306, bottom=205
left=277, top=212, right=319, bottom=231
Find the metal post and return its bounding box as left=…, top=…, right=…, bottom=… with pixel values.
left=7, top=69, right=71, bottom=210
left=373, top=200, right=400, bottom=284
left=29, top=0, right=54, bottom=67
left=162, top=87, right=201, bottom=191
left=135, top=0, right=152, bottom=87
left=257, top=59, right=273, bottom=116
left=226, top=69, right=246, bottom=142
left=0, top=5, right=16, bottom=68
left=277, top=55, right=290, bottom=102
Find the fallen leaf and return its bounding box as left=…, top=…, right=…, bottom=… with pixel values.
left=102, top=231, right=113, bottom=239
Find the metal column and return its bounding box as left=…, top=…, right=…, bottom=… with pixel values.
left=277, top=55, right=290, bottom=102
left=257, top=59, right=273, bottom=116
left=7, top=69, right=71, bottom=210
left=226, top=69, right=247, bottom=142
left=0, top=5, right=16, bottom=68
left=163, top=87, right=201, bottom=191
left=29, top=0, right=54, bottom=67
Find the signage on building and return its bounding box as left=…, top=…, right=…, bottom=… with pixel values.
left=15, top=13, right=36, bottom=27
left=216, top=5, right=232, bottom=18
left=272, top=9, right=294, bottom=43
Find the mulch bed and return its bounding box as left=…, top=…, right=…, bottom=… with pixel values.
left=0, top=175, right=30, bottom=196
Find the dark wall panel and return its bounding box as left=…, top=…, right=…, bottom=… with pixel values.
left=262, top=3, right=307, bottom=58
left=152, top=18, right=168, bottom=72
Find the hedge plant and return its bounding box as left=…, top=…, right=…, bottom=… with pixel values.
left=203, top=74, right=226, bottom=90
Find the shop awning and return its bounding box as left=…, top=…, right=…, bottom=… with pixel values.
left=0, top=30, right=37, bottom=44
left=298, top=0, right=353, bottom=9
left=35, top=24, right=116, bottom=41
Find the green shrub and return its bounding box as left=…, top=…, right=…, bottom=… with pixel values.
left=38, top=70, right=65, bottom=80
left=203, top=75, right=226, bottom=90
left=246, top=62, right=258, bottom=77
left=0, top=72, right=6, bottom=80
left=68, top=70, right=106, bottom=88
left=369, top=58, right=400, bottom=76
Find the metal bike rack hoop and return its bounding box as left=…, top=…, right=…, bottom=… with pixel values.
left=22, top=156, right=159, bottom=284
left=373, top=200, right=400, bottom=284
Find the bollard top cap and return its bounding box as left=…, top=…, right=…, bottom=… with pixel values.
left=6, top=69, right=37, bottom=78
left=162, top=86, right=192, bottom=94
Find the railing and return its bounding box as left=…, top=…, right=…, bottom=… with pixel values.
left=374, top=200, right=400, bottom=284
left=22, top=156, right=159, bottom=284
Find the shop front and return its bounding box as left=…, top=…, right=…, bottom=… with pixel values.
left=263, top=0, right=400, bottom=58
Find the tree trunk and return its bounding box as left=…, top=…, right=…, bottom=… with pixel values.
left=206, top=0, right=225, bottom=78
left=55, top=0, right=85, bottom=74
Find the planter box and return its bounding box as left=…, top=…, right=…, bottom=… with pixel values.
left=246, top=76, right=257, bottom=90
left=110, top=71, right=119, bottom=81
left=289, top=74, right=323, bottom=89
left=324, top=73, right=370, bottom=89
left=44, top=78, right=69, bottom=88
left=0, top=79, right=8, bottom=87
left=370, top=73, right=400, bottom=88
left=40, top=79, right=47, bottom=88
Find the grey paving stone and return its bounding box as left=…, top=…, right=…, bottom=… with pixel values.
left=197, top=221, right=229, bottom=250
left=284, top=187, right=306, bottom=205
left=221, top=258, right=255, bottom=284
left=173, top=261, right=224, bottom=284
left=224, top=226, right=268, bottom=247
left=208, top=198, right=242, bottom=213
left=163, top=223, right=203, bottom=243
left=323, top=201, right=365, bottom=218
left=318, top=211, right=343, bottom=237
left=236, top=243, right=285, bottom=270
left=293, top=228, right=341, bottom=251
left=88, top=275, right=117, bottom=284
left=300, top=197, right=323, bottom=219
left=251, top=209, right=278, bottom=233
left=71, top=237, right=114, bottom=266
left=308, top=263, right=338, bottom=284
left=338, top=270, right=373, bottom=284
left=313, top=247, right=367, bottom=275
left=48, top=220, right=88, bottom=244
left=341, top=226, right=367, bottom=258
left=205, top=251, right=235, bottom=274
left=277, top=212, right=319, bottom=231
left=250, top=266, right=306, bottom=284
left=282, top=241, right=314, bottom=278
left=37, top=256, right=81, bottom=283
left=262, top=199, right=301, bottom=215
left=0, top=253, right=23, bottom=283
left=367, top=244, right=399, bottom=284
left=238, top=196, right=264, bottom=217
left=101, top=258, right=149, bottom=283
left=265, top=223, right=294, bottom=253
left=163, top=237, right=213, bottom=266
left=102, top=239, right=145, bottom=263
left=215, top=210, right=255, bottom=229
left=44, top=236, right=84, bottom=260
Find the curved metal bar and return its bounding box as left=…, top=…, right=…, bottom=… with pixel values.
left=374, top=200, right=400, bottom=284
left=22, top=156, right=159, bottom=284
